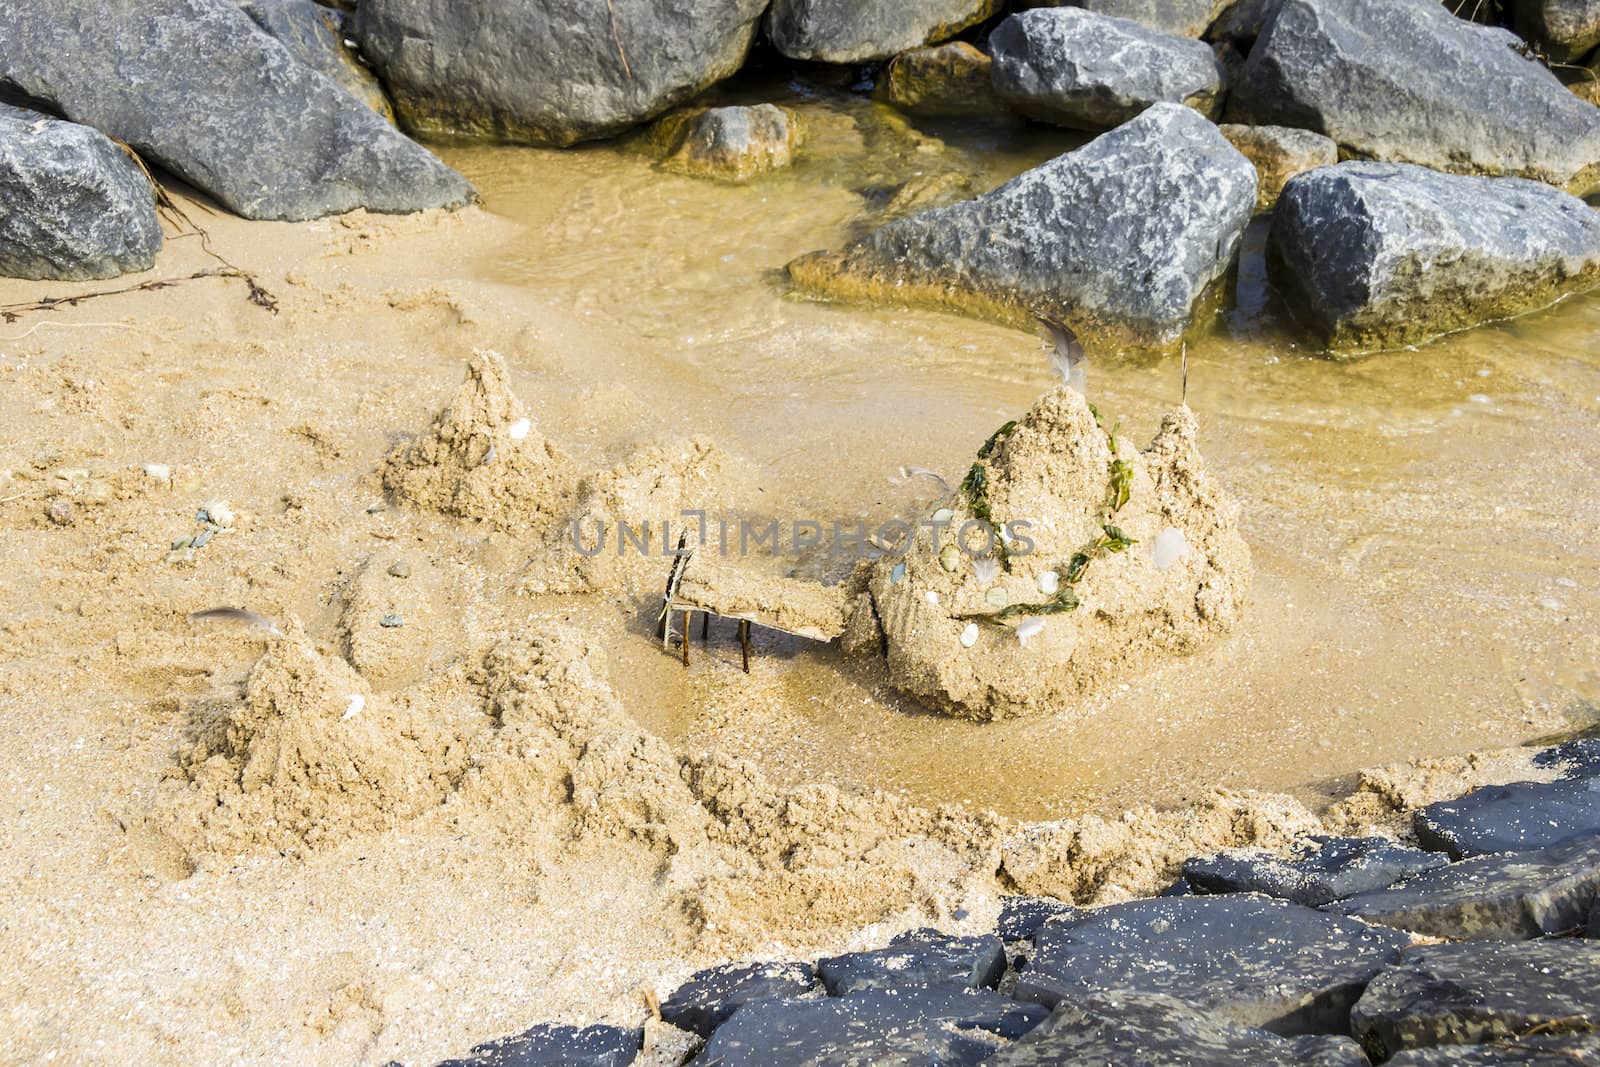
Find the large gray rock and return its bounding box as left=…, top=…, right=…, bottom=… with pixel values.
left=1511, top=0, right=1600, bottom=62
left=990, top=8, right=1227, bottom=129
left=1269, top=162, right=1600, bottom=353
left=1206, top=0, right=1283, bottom=43
left=787, top=103, right=1257, bottom=353
left=1415, top=777, right=1600, bottom=858
left=659, top=961, right=817, bottom=1039
left=437, top=1023, right=643, bottom=1067
left=354, top=0, right=767, bottom=146
left=0, top=0, right=472, bottom=222
left=765, top=0, right=1001, bottom=63
left=816, top=929, right=1007, bottom=995
left=1350, top=941, right=1600, bottom=1060
left=1184, top=836, right=1448, bottom=907
left=1535, top=737, right=1600, bottom=779
left=990, top=991, right=1370, bottom=1066
left=1330, top=833, right=1600, bottom=940
left=237, top=0, right=395, bottom=121
left=1386, top=1036, right=1600, bottom=1065
left=654, top=104, right=799, bottom=182
left=0, top=105, right=161, bottom=281
left=1014, top=895, right=1410, bottom=1035
left=1026, top=0, right=1230, bottom=38
left=1231, top=0, right=1600, bottom=195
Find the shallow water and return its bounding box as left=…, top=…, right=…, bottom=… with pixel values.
left=439, top=83, right=1600, bottom=818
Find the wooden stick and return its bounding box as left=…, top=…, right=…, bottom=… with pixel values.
left=682, top=611, right=691, bottom=666
left=701, top=611, right=709, bottom=642
left=739, top=619, right=751, bottom=674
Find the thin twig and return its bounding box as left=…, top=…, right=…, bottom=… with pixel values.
left=0, top=320, right=132, bottom=341
left=604, top=0, right=633, bottom=80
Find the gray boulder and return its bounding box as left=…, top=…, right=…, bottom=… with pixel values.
left=1025, top=0, right=1230, bottom=38
left=654, top=104, right=799, bottom=182
left=237, top=0, right=395, bottom=121
left=659, top=961, right=817, bottom=1039
left=787, top=103, right=1257, bottom=353
left=765, top=0, right=1001, bottom=63
left=990, top=8, right=1227, bottom=129
left=0, top=0, right=472, bottom=222
left=1535, top=737, right=1600, bottom=779
left=1330, top=833, right=1600, bottom=940
left=997, top=895, right=1081, bottom=941
left=1386, top=1036, right=1600, bottom=1065
left=354, top=0, right=767, bottom=146
left=1350, top=941, right=1600, bottom=1059
left=1184, top=836, right=1448, bottom=907
left=882, top=42, right=1014, bottom=120
left=1510, top=0, right=1600, bottom=62
left=1232, top=0, right=1600, bottom=195
left=1414, top=777, right=1600, bottom=858
left=990, top=991, right=1371, bottom=1066
left=1206, top=0, right=1283, bottom=43
left=437, top=1023, right=643, bottom=1067
left=1269, top=162, right=1600, bottom=353
left=1014, top=895, right=1410, bottom=1035
left=0, top=105, right=162, bottom=281
left=816, top=928, right=1007, bottom=995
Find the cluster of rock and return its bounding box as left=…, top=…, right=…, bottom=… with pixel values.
left=434, top=736, right=1600, bottom=1065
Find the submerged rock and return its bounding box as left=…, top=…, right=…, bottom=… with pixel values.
left=1414, top=777, right=1600, bottom=858
left=0, top=105, right=161, bottom=281
left=765, top=0, right=1000, bottom=63
left=788, top=104, right=1257, bottom=352
left=1218, top=124, right=1336, bottom=213
left=1269, top=162, right=1600, bottom=353
left=1014, top=895, right=1409, bottom=1035
left=1047, top=0, right=1232, bottom=37
left=1510, top=0, right=1600, bottom=62
left=655, top=104, right=799, bottom=182
left=882, top=42, right=1013, bottom=120
left=1231, top=0, right=1600, bottom=195
left=1184, top=835, right=1448, bottom=907
left=989, top=8, right=1227, bottom=129
left=659, top=961, right=817, bottom=1038
left=1330, top=832, right=1600, bottom=940
left=1350, top=940, right=1600, bottom=1059
left=844, top=386, right=1250, bottom=721
left=438, top=1022, right=643, bottom=1067
left=817, top=929, right=1007, bottom=994
left=354, top=0, right=767, bottom=146
left=237, top=0, right=394, bottom=121
left=0, top=0, right=473, bottom=221
left=990, top=991, right=1371, bottom=1066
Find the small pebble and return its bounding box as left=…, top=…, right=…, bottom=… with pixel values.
left=1537, top=597, right=1563, bottom=612
left=141, top=463, right=171, bottom=482
left=200, top=500, right=235, bottom=527
left=925, top=590, right=939, bottom=606
left=1037, top=570, right=1060, bottom=595
left=890, top=561, right=907, bottom=584
left=959, top=623, right=979, bottom=648
left=192, top=528, right=213, bottom=548
left=508, top=418, right=532, bottom=441
left=379, top=614, right=405, bottom=628
left=931, top=507, right=955, bottom=525
left=342, top=694, right=365, bottom=721
left=938, top=544, right=962, bottom=572
left=82, top=481, right=112, bottom=507
left=46, top=498, right=74, bottom=526
left=1152, top=528, right=1189, bottom=571
left=985, top=587, right=1008, bottom=609
left=387, top=560, right=411, bottom=579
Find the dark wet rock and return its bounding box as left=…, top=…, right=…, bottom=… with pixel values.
left=882, top=42, right=1013, bottom=120
left=1331, top=833, right=1600, bottom=940
left=1534, top=738, right=1600, bottom=779
left=1510, top=0, right=1600, bottom=62
left=989, top=990, right=1370, bottom=1066
left=0, top=105, right=161, bottom=281
left=654, top=104, right=799, bottom=182
left=1184, top=836, right=1448, bottom=907
left=354, top=0, right=766, bottom=147
left=1217, top=124, right=1336, bottom=213
left=1415, top=778, right=1600, bottom=859
left=787, top=103, right=1256, bottom=352
left=1268, top=162, right=1600, bottom=353
left=437, top=1023, right=643, bottom=1067
left=817, top=928, right=1007, bottom=995
left=1231, top=0, right=1600, bottom=195
left=997, top=895, right=1081, bottom=941
left=1031, top=0, right=1230, bottom=38
left=690, top=986, right=1049, bottom=1066
left=765, top=0, right=1000, bottom=64
left=1014, top=894, right=1409, bottom=1035
left=1591, top=896, right=1600, bottom=935
left=658, top=960, right=816, bottom=1039
left=1206, top=0, right=1283, bottom=44
left=237, top=0, right=394, bottom=121
left=1385, top=1035, right=1600, bottom=1065
left=1350, top=940, right=1600, bottom=1060
left=0, top=0, right=471, bottom=222
left=990, top=8, right=1227, bottom=130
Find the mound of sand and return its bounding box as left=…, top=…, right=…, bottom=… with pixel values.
left=844, top=386, right=1251, bottom=720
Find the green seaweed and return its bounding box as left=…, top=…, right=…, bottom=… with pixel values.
left=976, top=420, right=1017, bottom=459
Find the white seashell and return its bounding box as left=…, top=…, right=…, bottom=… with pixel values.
left=1152, top=528, right=1189, bottom=571
left=508, top=417, right=532, bottom=441
left=202, top=500, right=235, bottom=526
left=141, top=463, right=171, bottom=482
left=1016, top=618, right=1045, bottom=647
left=959, top=623, right=979, bottom=648
left=939, top=544, right=962, bottom=572
left=931, top=507, right=955, bottom=525
left=925, top=591, right=940, bottom=606
left=1037, top=570, right=1060, bottom=595
left=985, top=587, right=1008, bottom=609
left=342, top=694, right=365, bottom=721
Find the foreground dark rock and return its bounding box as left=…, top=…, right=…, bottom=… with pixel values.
left=654, top=105, right=799, bottom=182
left=1269, top=162, right=1600, bottom=353
left=1385, top=1035, right=1600, bottom=1065
left=0, top=0, right=471, bottom=222
left=1535, top=737, right=1600, bottom=779
left=990, top=991, right=1370, bottom=1066
left=788, top=103, right=1257, bottom=351
left=1218, top=124, right=1336, bottom=212
left=1331, top=833, right=1600, bottom=940
left=1415, top=777, right=1600, bottom=858
left=817, top=928, right=1007, bottom=994
left=989, top=8, right=1227, bottom=129
left=765, top=0, right=1000, bottom=63
left=0, top=105, right=162, bottom=281
left=659, top=961, right=817, bottom=1038
left=237, top=0, right=395, bottom=121
left=690, top=987, right=1048, bottom=1065
left=1232, top=0, right=1600, bottom=195
left=1049, top=0, right=1230, bottom=37
left=1014, top=895, right=1409, bottom=1034
left=1511, top=0, right=1600, bottom=62
left=1184, top=836, right=1448, bottom=907
left=355, top=0, right=766, bottom=146
left=437, top=1023, right=642, bottom=1067
left=997, top=895, right=1081, bottom=941
left=1350, top=940, right=1600, bottom=1059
